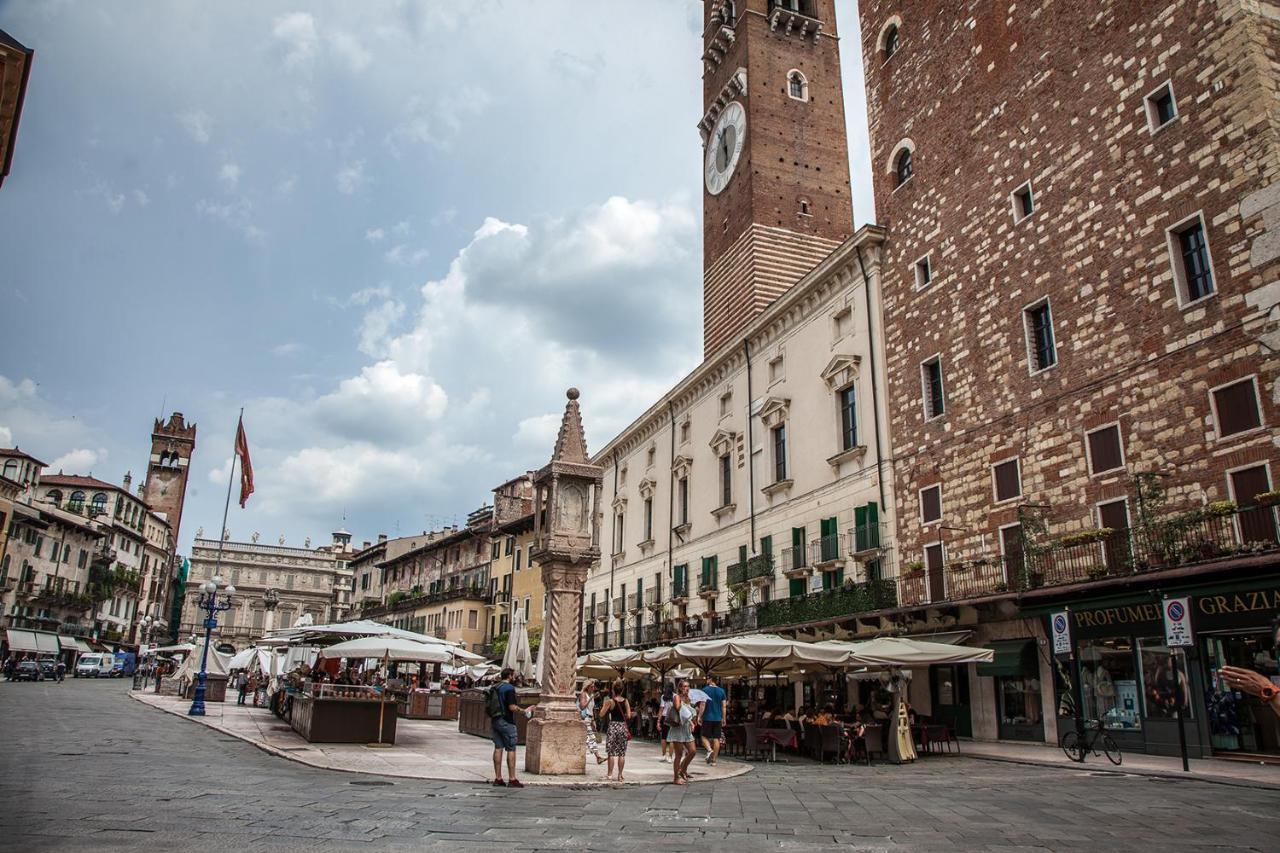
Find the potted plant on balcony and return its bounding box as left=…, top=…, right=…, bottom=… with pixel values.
left=902, top=560, right=925, bottom=578
left=1254, top=490, right=1280, bottom=508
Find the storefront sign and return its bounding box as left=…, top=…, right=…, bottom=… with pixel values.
left=1163, top=597, right=1192, bottom=647
left=1194, top=586, right=1280, bottom=632
left=1051, top=611, right=1072, bottom=655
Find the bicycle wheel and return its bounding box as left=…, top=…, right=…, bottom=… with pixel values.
left=1060, top=730, right=1085, bottom=762
left=1101, top=734, right=1122, bottom=766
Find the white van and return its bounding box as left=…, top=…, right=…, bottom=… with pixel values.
left=75, top=653, right=113, bottom=678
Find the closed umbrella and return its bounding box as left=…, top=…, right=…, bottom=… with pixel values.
left=503, top=610, right=536, bottom=682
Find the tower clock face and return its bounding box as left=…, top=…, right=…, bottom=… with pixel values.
left=705, top=101, right=746, bottom=196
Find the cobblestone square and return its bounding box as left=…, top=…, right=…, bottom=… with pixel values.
left=2, top=681, right=1277, bottom=852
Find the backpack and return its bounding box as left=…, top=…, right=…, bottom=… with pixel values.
left=485, top=684, right=506, bottom=719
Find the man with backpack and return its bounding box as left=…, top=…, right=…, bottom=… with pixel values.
left=488, top=667, right=530, bottom=788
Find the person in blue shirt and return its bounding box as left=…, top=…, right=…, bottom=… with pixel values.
left=699, top=674, right=728, bottom=766
left=491, top=667, right=530, bottom=788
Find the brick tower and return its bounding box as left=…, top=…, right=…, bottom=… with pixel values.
left=700, top=0, right=853, bottom=357
left=141, top=412, right=197, bottom=547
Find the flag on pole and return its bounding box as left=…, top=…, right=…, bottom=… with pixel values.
left=235, top=417, right=254, bottom=507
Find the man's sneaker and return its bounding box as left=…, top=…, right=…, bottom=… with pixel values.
left=705, top=752, right=713, bottom=764
left=507, top=779, right=525, bottom=788
left=492, top=779, right=506, bottom=787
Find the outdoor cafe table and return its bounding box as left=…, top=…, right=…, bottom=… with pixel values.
left=756, top=727, right=798, bottom=761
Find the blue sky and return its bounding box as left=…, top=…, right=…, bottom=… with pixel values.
left=0, top=1, right=874, bottom=553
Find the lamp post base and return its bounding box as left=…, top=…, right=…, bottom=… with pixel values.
left=188, top=674, right=208, bottom=716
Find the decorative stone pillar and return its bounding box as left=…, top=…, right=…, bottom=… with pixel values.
left=525, top=389, right=603, bottom=776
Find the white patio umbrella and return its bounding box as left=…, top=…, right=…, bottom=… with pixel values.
left=576, top=648, right=643, bottom=678
left=818, top=636, right=994, bottom=667
left=503, top=609, right=536, bottom=682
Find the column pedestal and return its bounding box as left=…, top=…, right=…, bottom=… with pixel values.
left=524, top=700, right=585, bottom=775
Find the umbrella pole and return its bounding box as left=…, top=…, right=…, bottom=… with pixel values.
left=368, top=651, right=391, bottom=748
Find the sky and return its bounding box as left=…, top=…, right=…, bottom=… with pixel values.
left=0, top=0, right=875, bottom=554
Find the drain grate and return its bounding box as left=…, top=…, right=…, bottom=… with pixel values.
left=349, top=780, right=395, bottom=786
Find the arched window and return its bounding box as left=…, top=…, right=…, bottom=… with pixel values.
left=68, top=491, right=86, bottom=510
left=884, top=24, right=899, bottom=59
left=895, top=148, right=913, bottom=187
left=46, top=489, right=63, bottom=507
left=2, top=459, right=17, bottom=481
left=91, top=493, right=108, bottom=515
left=787, top=70, right=808, bottom=101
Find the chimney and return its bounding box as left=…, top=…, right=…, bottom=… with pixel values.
left=378, top=533, right=388, bottom=543
left=362, top=540, right=371, bottom=550
left=122, top=471, right=132, bottom=493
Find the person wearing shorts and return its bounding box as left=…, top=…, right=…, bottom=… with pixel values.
left=490, top=667, right=526, bottom=788
left=699, top=674, right=727, bottom=766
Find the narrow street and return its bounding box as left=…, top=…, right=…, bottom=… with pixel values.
left=2, top=680, right=1277, bottom=852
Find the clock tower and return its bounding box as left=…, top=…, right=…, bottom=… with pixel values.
left=700, top=0, right=853, bottom=357
left=141, top=411, right=197, bottom=549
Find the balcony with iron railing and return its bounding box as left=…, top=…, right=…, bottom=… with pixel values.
left=848, top=521, right=882, bottom=558
left=897, top=502, right=1280, bottom=607
left=728, top=552, right=774, bottom=587
left=698, top=567, right=719, bottom=599
left=671, top=576, right=689, bottom=601
left=612, top=596, right=625, bottom=617
left=780, top=545, right=809, bottom=577
left=626, top=591, right=643, bottom=613
left=644, top=585, right=663, bottom=609
left=810, top=535, right=844, bottom=570
left=593, top=600, right=609, bottom=620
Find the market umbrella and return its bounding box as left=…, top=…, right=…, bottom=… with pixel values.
left=577, top=648, right=643, bottom=678
left=579, top=664, right=651, bottom=682
left=818, top=636, right=994, bottom=667
left=319, top=636, right=453, bottom=746
left=503, top=610, right=536, bottom=682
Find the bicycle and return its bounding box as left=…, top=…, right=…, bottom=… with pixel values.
left=1059, top=719, right=1122, bottom=765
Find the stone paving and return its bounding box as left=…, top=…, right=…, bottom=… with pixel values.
left=130, top=689, right=750, bottom=786
left=4, top=679, right=1280, bottom=852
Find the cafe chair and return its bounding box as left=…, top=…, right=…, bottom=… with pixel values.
left=818, top=724, right=843, bottom=764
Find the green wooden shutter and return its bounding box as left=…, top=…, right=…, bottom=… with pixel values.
left=739, top=544, right=748, bottom=565
left=789, top=577, right=806, bottom=597
left=820, top=516, right=838, bottom=561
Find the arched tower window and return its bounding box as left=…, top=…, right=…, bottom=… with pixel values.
left=884, top=25, right=899, bottom=59
left=69, top=490, right=86, bottom=510
left=894, top=148, right=913, bottom=187
left=787, top=70, right=809, bottom=101
left=91, top=493, right=108, bottom=515
left=877, top=16, right=903, bottom=62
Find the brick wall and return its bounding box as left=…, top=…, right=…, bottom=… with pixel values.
left=859, top=0, right=1280, bottom=566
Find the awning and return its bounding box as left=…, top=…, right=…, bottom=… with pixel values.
left=5, top=629, right=61, bottom=654
left=976, top=639, right=1039, bottom=677
left=59, top=636, right=93, bottom=654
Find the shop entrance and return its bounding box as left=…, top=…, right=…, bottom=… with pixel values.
left=978, top=639, right=1043, bottom=741
left=1202, top=631, right=1280, bottom=757
left=929, top=664, right=971, bottom=737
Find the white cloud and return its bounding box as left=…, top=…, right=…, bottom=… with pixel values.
left=386, top=88, right=491, bottom=153
left=328, top=30, right=372, bottom=72
left=46, top=448, right=102, bottom=474
left=196, top=197, right=266, bottom=245
left=273, top=12, right=318, bottom=71
left=272, top=342, right=303, bottom=356
left=364, top=227, right=386, bottom=243
left=514, top=414, right=560, bottom=450
left=430, top=208, right=457, bottom=227
left=132, top=189, right=151, bottom=207
left=356, top=300, right=406, bottom=357
left=218, top=162, right=241, bottom=190
left=0, top=426, right=11, bottom=447
left=335, top=160, right=367, bottom=194
left=275, top=174, right=298, bottom=196
left=392, top=220, right=411, bottom=237
left=383, top=244, right=429, bottom=267
left=177, top=108, right=212, bottom=144
left=313, top=360, right=447, bottom=442
left=0, top=376, right=37, bottom=402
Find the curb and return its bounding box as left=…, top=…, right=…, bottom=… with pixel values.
left=129, top=691, right=751, bottom=788
left=962, top=749, right=1280, bottom=792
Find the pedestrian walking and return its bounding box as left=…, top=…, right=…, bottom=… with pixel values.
left=578, top=681, right=608, bottom=764
left=489, top=667, right=529, bottom=788
left=658, top=685, right=674, bottom=763
left=56, top=660, right=66, bottom=683
left=667, top=679, right=697, bottom=785
left=236, top=671, right=249, bottom=705
left=699, top=674, right=726, bottom=766
left=598, top=679, right=631, bottom=782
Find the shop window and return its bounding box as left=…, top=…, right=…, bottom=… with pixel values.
left=1137, top=637, right=1191, bottom=720
left=1079, top=638, right=1142, bottom=731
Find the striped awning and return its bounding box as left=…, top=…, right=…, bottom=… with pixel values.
left=5, top=629, right=61, bottom=654
left=59, top=636, right=93, bottom=654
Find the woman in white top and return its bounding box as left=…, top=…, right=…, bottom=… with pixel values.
left=666, top=679, right=697, bottom=785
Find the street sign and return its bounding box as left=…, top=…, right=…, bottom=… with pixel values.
left=1051, top=611, right=1072, bottom=655
left=1163, top=596, right=1193, bottom=647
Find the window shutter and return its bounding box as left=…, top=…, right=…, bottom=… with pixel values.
left=1214, top=380, right=1262, bottom=437
left=993, top=460, right=1021, bottom=502
left=920, top=487, right=941, bottom=523
left=1087, top=426, right=1123, bottom=474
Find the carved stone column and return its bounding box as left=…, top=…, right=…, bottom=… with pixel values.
left=524, top=389, right=602, bottom=776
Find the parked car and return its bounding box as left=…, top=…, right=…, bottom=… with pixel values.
left=13, top=660, right=43, bottom=681
left=38, top=660, right=59, bottom=681
left=75, top=653, right=114, bottom=678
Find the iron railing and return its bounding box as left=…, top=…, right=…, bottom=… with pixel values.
left=757, top=578, right=898, bottom=629
left=727, top=553, right=774, bottom=586
left=780, top=545, right=807, bottom=573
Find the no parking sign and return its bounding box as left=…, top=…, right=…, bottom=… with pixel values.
left=1051, top=611, right=1072, bottom=655
left=1163, top=597, right=1193, bottom=647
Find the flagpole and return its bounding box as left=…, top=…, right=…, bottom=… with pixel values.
left=210, top=409, right=243, bottom=582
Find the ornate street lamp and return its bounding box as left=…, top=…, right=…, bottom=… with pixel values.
left=188, top=575, right=235, bottom=716
left=136, top=615, right=155, bottom=689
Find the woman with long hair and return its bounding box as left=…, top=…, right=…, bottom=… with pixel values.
left=667, top=679, right=697, bottom=784
left=578, top=680, right=608, bottom=764
left=598, top=679, right=631, bottom=782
